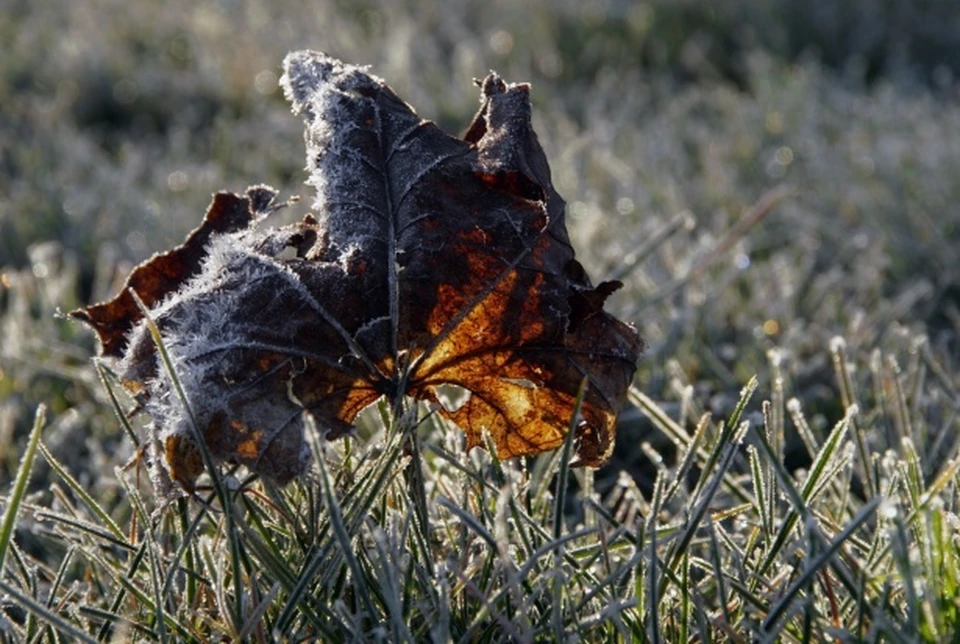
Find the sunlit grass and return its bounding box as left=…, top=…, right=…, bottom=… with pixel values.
left=2, top=1, right=960, bottom=641
left=3, top=325, right=958, bottom=640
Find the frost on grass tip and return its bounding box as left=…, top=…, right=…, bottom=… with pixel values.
left=72, top=50, right=643, bottom=493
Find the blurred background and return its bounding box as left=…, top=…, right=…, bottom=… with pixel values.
left=1, top=0, right=958, bottom=490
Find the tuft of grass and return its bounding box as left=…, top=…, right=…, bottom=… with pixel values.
left=2, top=327, right=958, bottom=639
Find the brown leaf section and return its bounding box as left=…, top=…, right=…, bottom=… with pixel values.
left=70, top=187, right=279, bottom=357
left=72, top=51, right=643, bottom=490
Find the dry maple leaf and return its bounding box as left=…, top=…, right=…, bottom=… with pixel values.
left=72, top=51, right=643, bottom=491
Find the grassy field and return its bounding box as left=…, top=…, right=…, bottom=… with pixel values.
left=2, top=0, right=959, bottom=641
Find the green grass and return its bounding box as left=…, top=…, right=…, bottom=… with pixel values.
left=2, top=0, right=960, bottom=641
left=3, top=340, right=958, bottom=640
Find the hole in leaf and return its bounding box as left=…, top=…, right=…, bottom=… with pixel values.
left=276, top=245, right=299, bottom=261
left=500, top=377, right=538, bottom=389
left=434, top=383, right=472, bottom=413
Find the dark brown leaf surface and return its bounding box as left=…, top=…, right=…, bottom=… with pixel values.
left=73, top=51, right=643, bottom=489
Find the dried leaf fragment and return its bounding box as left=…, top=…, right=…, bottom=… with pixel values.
left=73, top=51, right=643, bottom=491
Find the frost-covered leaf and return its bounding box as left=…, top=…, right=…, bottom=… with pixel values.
left=72, top=51, right=643, bottom=490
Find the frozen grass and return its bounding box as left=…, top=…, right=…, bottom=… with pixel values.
left=2, top=0, right=960, bottom=641
left=3, top=327, right=958, bottom=640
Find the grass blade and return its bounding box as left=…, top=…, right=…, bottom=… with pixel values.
left=0, top=405, right=45, bottom=572
left=551, top=377, right=588, bottom=638
left=663, top=418, right=748, bottom=597
left=129, top=289, right=244, bottom=631
left=94, top=358, right=141, bottom=448
left=0, top=579, right=98, bottom=644
left=317, top=443, right=377, bottom=626
left=38, top=441, right=127, bottom=542
left=647, top=476, right=664, bottom=644
left=761, top=498, right=880, bottom=633
left=755, top=404, right=855, bottom=576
